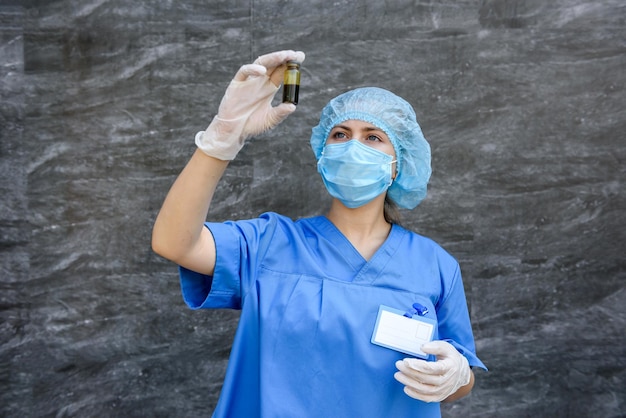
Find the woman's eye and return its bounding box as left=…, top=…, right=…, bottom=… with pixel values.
left=333, top=131, right=348, bottom=139
left=366, top=134, right=382, bottom=142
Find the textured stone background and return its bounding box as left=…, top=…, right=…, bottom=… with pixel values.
left=1, top=0, right=625, bottom=417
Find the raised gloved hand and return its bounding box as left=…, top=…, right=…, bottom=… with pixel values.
left=394, top=340, right=471, bottom=403
left=195, top=50, right=306, bottom=160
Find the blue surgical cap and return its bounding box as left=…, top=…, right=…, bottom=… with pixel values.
left=310, top=87, right=432, bottom=209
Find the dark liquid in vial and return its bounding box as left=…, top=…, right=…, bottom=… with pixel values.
left=283, top=84, right=299, bottom=105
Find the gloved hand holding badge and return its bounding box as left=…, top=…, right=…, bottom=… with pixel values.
left=394, top=340, right=472, bottom=403
left=196, top=50, right=306, bottom=161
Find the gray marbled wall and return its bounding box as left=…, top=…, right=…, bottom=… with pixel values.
left=1, top=0, right=625, bottom=416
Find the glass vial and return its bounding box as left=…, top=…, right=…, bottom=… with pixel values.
left=282, top=61, right=301, bottom=105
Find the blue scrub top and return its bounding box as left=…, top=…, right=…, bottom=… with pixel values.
left=180, top=212, right=486, bottom=418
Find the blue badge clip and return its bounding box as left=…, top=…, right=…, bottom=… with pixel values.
left=403, top=302, right=429, bottom=318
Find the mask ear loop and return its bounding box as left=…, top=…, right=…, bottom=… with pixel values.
left=382, top=160, right=397, bottom=186
left=390, top=159, right=398, bottom=181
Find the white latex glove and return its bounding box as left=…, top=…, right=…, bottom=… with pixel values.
left=394, top=340, right=471, bottom=403
left=195, top=49, right=306, bottom=160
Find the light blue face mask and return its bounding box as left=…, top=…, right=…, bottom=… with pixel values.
left=317, top=139, right=396, bottom=208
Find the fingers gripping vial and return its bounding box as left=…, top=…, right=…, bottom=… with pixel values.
left=194, top=50, right=305, bottom=160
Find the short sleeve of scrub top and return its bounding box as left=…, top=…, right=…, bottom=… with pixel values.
left=179, top=212, right=486, bottom=418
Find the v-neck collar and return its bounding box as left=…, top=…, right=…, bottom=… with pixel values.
left=310, top=216, right=407, bottom=284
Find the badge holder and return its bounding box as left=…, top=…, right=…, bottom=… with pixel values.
left=371, top=304, right=436, bottom=359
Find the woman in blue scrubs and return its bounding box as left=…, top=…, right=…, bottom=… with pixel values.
left=152, top=50, right=486, bottom=417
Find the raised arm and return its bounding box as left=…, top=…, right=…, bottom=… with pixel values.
left=151, top=50, right=306, bottom=275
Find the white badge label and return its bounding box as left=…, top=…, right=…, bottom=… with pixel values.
left=371, top=305, right=436, bottom=359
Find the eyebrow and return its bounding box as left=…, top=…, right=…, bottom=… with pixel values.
left=333, top=124, right=384, bottom=133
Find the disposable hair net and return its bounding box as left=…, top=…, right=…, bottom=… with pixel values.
left=310, top=87, right=431, bottom=209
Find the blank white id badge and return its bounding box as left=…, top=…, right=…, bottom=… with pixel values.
left=371, top=305, right=436, bottom=359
